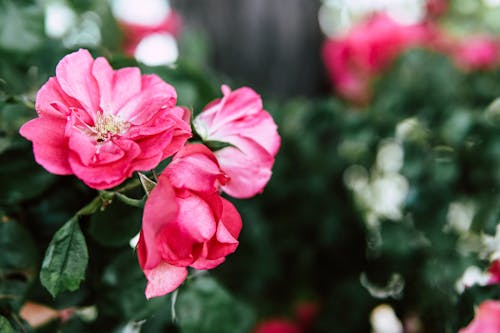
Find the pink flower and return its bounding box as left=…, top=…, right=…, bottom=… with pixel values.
left=137, top=144, right=242, bottom=298
left=459, top=300, right=500, bottom=333
left=488, top=260, right=500, bottom=285
left=19, top=49, right=191, bottom=190
left=452, top=37, right=499, bottom=71
left=119, top=11, right=182, bottom=56
left=193, top=86, right=280, bottom=199
left=322, top=14, right=435, bottom=104
left=253, top=319, right=302, bottom=333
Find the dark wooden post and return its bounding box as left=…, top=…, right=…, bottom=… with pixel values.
left=172, top=0, right=328, bottom=98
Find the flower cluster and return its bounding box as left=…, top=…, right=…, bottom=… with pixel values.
left=20, top=49, right=280, bottom=298
left=322, top=12, right=500, bottom=104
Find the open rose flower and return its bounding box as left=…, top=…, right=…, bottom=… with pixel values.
left=459, top=300, right=500, bottom=333
left=193, top=86, right=280, bottom=199
left=19, top=49, right=191, bottom=190
left=137, top=144, right=242, bottom=298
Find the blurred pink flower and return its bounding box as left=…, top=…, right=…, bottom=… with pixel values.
left=137, top=144, right=242, bottom=298
left=488, top=260, right=500, bottom=284
left=253, top=319, right=302, bottom=333
left=459, top=300, right=500, bottom=333
left=20, top=49, right=191, bottom=190
left=322, top=14, right=436, bottom=104
left=452, top=37, right=500, bottom=71
left=119, top=10, right=182, bottom=56
left=193, top=85, right=281, bottom=198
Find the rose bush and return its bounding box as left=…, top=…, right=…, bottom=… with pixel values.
left=20, top=49, right=191, bottom=190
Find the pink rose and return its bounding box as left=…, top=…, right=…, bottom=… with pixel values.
left=137, top=144, right=242, bottom=298
left=253, top=319, right=302, bottom=333
left=19, top=49, right=191, bottom=190
left=452, top=37, right=499, bottom=71
left=488, top=260, right=500, bottom=285
left=322, top=14, right=434, bottom=104
left=119, top=11, right=182, bottom=56
left=459, top=300, right=500, bottom=333
left=193, top=85, right=281, bottom=199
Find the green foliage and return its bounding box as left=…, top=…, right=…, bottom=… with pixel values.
left=40, top=218, right=88, bottom=297
left=0, top=0, right=44, bottom=53
left=176, top=275, right=256, bottom=333
left=0, top=316, right=16, bottom=333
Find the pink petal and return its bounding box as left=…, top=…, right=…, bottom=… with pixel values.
left=19, top=117, right=72, bottom=175
left=190, top=257, right=225, bottom=270
left=209, top=110, right=280, bottom=157
left=173, top=192, right=217, bottom=242
left=68, top=137, right=141, bottom=189
left=165, top=144, right=223, bottom=193
left=117, top=74, right=176, bottom=125
left=91, top=57, right=142, bottom=115
left=143, top=262, right=188, bottom=298
left=205, top=198, right=241, bottom=260
left=215, top=136, right=274, bottom=199
left=156, top=191, right=218, bottom=267
left=35, top=77, right=78, bottom=119
left=55, top=49, right=99, bottom=114
left=195, top=86, right=263, bottom=136
left=141, top=175, right=179, bottom=269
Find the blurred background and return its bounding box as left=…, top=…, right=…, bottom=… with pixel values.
left=1, top=0, right=500, bottom=332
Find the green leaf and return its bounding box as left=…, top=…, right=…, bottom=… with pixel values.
left=0, top=316, right=15, bottom=333
left=176, top=276, right=255, bottom=333
left=138, top=172, right=156, bottom=194
left=0, top=0, right=44, bottom=53
left=40, top=217, right=88, bottom=297
left=204, top=140, right=233, bottom=152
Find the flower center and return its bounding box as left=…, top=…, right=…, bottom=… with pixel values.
left=92, top=112, right=130, bottom=142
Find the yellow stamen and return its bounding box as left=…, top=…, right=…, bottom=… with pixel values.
left=92, top=112, right=129, bottom=142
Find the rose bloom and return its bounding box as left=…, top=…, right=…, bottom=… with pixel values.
left=193, top=85, right=280, bottom=199
left=322, top=14, right=434, bottom=104
left=137, top=144, right=242, bottom=298
left=20, top=49, right=191, bottom=190
left=459, top=300, right=500, bottom=333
